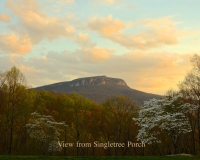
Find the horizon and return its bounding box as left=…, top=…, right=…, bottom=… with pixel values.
left=0, top=0, right=199, bottom=95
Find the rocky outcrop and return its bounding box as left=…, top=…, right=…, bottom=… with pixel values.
left=50, top=76, right=127, bottom=87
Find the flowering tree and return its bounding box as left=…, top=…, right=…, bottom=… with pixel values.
left=26, top=112, right=65, bottom=155
left=134, top=92, right=192, bottom=154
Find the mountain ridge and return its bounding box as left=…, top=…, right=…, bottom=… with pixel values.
left=34, top=76, right=161, bottom=104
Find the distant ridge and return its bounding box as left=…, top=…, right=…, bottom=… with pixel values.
left=34, top=76, right=161, bottom=104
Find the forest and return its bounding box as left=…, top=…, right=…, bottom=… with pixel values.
left=0, top=54, right=200, bottom=156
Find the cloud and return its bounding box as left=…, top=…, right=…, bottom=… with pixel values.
left=46, top=0, right=74, bottom=4
left=124, top=53, right=191, bottom=93
left=75, top=32, right=95, bottom=47
left=0, top=13, right=10, bottom=22
left=88, top=16, right=188, bottom=50
left=88, top=15, right=125, bottom=36
left=76, top=46, right=114, bottom=63
left=6, top=0, right=74, bottom=43
left=143, top=16, right=179, bottom=27
left=92, top=0, right=122, bottom=6
left=102, top=0, right=122, bottom=4
left=0, top=1, right=194, bottom=94
left=86, top=52, right=191, bottom=94
left=46, top=50, right=79, bottom=64
left=0, top=33, right=32, bottom=54
left=127, top=5, right=135, bottom=10
left=57, top=0, right=74, bottom=3
left=1, top=48, right=191, bottom=95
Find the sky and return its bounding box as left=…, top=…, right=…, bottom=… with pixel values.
left=0, top=0, right=199, bottom=95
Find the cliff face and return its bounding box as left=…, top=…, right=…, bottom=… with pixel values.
left=50, top=76, right=127, bottom=87
left=34, top=76, right=161, bottom=104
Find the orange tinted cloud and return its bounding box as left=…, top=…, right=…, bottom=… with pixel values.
left=2, top=48, right=192, bottom=95
left=93, top=0, right=122, bottom=6
left=75, top=33, right=95, bottom=46
left=78, top=46, right=114, bottom=63
left=59, top=0, right=74, bottom=3
left=143, top=16, right=179, bottom=27
left=88, top=16, right=188, bottom=50
left=0, top=13, right=10, bottom=22
left=103, top=0, right=121, bottom=4
left=88, top=15, right=125, bottom=36
left=109, top=52, right=192, bottom=94
left=143, top=17, right=184, bottom=45
left=0, top=33, right=32, bottom=54
left=6, top=0, right=74, bottom=43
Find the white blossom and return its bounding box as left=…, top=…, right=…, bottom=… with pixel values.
left=134, top=93, right=192, bottom=145
left=26, top=112, right=66, bottom=153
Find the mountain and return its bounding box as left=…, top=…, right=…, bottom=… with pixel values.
left=34, top=76, right=161, bottom=104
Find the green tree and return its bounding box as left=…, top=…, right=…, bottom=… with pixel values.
left=1, top=66, right=29, bottom=154
left=68, top=93, right=93, bottom=156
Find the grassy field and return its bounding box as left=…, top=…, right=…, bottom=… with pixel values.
left=0, top=156, right=200, bottom=160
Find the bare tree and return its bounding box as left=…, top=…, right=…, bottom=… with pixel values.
left=179, top=54, right=200, bottom=154
left=103, top=96, right=139, bottom=156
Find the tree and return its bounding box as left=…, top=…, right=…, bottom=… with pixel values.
left=0, top=70, right=6, bottom=119
left=0, top=66, right=29, bottom=154
left=26, top=112, right=65, bottom=155
left=134, top=92, right=192, bottom=154
left=102, top=96, right=139, bottom=156
left=68, top=93, right=93, bottom=156
left=179, top=54, right=200, bottom=154
left=0, top=71, right=6, bottom=91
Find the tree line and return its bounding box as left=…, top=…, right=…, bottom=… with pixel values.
left=0, top=54, right=200, bottom=156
